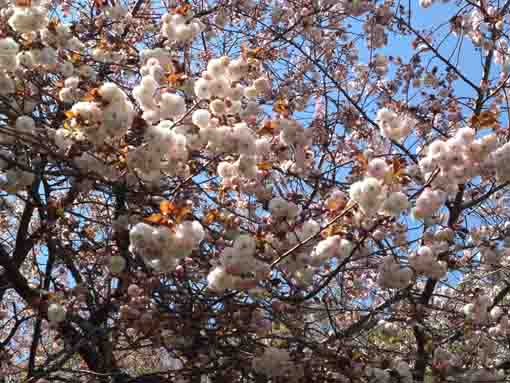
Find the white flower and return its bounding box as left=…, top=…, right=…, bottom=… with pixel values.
left=228, top=84, right=245, bottom=100
left=174, top=24, right=193, bottom=42
left=233, top=235, right=256, bottom=256
left=160, top=93, right=186, bottom=119
left=105, top=4, right=127, bottom=19
left=9, top=6, right=49, bottom=33
left=227, top=58, right=247, bottom=81
left=39, top=46, right=57, bottom=66
left=53, top=128, right=72, bottom=150
left=152, top=226, right=175, bottom=249
left=47, top=303, right=67, bottom=323
left=99, top=82, right=125, bottom=103
left=59, top=61, right=74, bottom=77
left=296, top=220, right=320, bottom=241
left=207, top=57, right=228, bottom=78
left=210, top=99, right=226, bottom=115
left=244, top=86, right=258, bottom=98
left=253, top=77, right=269, bottom=94
left=218, top=162, right=236, bottom=179
left=0, top=38, right=19, bottom=56
left=269, top=197, right=297, bottom=218
left=78, top=65, right=96, bottom=80
left=0, top=72, right=15, bottom=95
left=208, top=77, right=229, bottom=98
left=0, top=37, right=19, bottom=71
left=381, top=191, right=409, bottom=216
left=64, top=76, right=80, bottom=89
left=109, top=256, right=127, bottom=274
left=71, top=102, right=102, bottom=122
left=338, top=239, right=353, bottom=258
left=192, top=109, right=210, bottom=129
left=312, top=236, right=340, bottom=265
left=16, top=116, right=35, bottom=135
left=16, top=51, right=34, bottom=68
left=194, top=78, right=210, bottom=99
left=207, top=266, right=232, bottom=292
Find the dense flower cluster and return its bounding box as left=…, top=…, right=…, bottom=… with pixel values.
left=365, top=360, right=413, bottom=383
left=349, top=175, right=409, bottom=217
left=58, top=83, right=135, bottom=149
left=47, top=302, right=67, bottom=324
left=161, top=11, right=205, bottom=43
left=251, top=347, right=295, bottom=379
left=207, top=234, right=270, bottom=292
left=377, top=256, right=414, bottom=289
left=8, top=1, right=49, bottom=33
left=408, top=245, right=448, bottom=279
left=127, top=119, right=190, bottom=183
left=129, top=221, right=204, bottom=272
left=376, top=108, right=416, bottom=140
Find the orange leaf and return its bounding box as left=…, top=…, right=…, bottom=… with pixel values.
left=144, top=213, right=164, bottom=224
left=241, top=45, right=276, bottom=61
left=173, top=3, right=192, bottom=16
left=355, top=153, right=368, bottom=170
left=257, top=162, right=272, bottom=170
left=204, top=209, right=219, bottom=225
left=48, top=19, right=59, bottom=32
left=68, top=52, right=81, bottom=64
left=16, top=0, right=31, bottom=6
left=175, top=207, right=192, bottom=224
left=167, top=72, right=188, bottom=86
left=247, top=47, right=264, bottom=59
left=471, top=110, right=498, bottom=128
left=160, top=200, right=176, bottom=215
left=273, top=99, right=289, bottom=115
left=326, top=199, right=346, bottom=212
left=83, top=88, right=100, bottom=102
left=94, top=0, right=107, bottom=9
left=257, top=120, right=275, bottom=136
left=323, top=223, right=347, bottom=238
left=218, top=186, right=227, bottom=202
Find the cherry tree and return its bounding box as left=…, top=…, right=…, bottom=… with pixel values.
left=0, top=0, right=510, bottom=382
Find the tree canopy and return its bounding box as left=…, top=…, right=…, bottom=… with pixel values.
left=1, top=0, right=510, bottom=382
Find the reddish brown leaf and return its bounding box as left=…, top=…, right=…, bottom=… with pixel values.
left=257, top=162, right=272, bottom=170
left=159, top=200, right=176, bottom=215
left=144, top=213, right=164, bottom=224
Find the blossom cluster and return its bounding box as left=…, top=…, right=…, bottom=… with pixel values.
left=413, top=127, right=501, bottom=218
left=377, top=256, right=413, bottom=289
left=376, top=108, right=416, bottom=141
left=365, top=360, right=413, bottom=383
left=463, top=294, right=510, bottom=328
left=311, top=235, right=354, bottom=267
left=275, top=228, right=355, bottom=287
left=7, top=1, right=49, bottom=33
left=207, top=234, right=269, bottom=292
left=127, top=119, right=190, bottom=183
left=129, top=221, right=204, bottom=272
left=408, top=245, right=447, bottom=280
left=1, top=5, right=82, bottom=81
left=349, top=175, right=409, bottom=217
left=251, top=347, right=294, bottom=379
left=47, top=302, right=67, bottom=324
left=134, top=51, right=187, bottom=124
left=161, top=12, right=205, bottom=43
left=59, top=83, right=134, bottom=148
